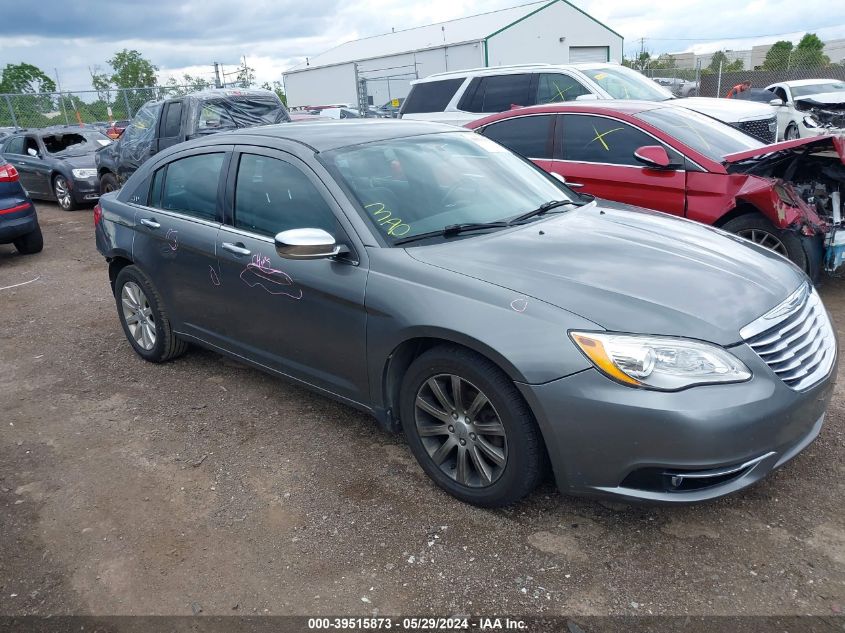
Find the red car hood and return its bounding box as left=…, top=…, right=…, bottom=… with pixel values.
left=723, top=134, right=845, bottom=165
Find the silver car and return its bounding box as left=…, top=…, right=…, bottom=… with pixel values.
left=94, top=121, right=837, bottom=507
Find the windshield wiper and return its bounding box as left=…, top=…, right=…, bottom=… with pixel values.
left=393, top=221, right=509, bottom=246
left=507, top=199, right=584, bottom=225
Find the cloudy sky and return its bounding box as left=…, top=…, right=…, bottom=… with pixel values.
left=1, top=0, right=844, bottom=92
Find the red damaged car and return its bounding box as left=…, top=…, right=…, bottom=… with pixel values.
left=466, top=101, right=845, bottom=278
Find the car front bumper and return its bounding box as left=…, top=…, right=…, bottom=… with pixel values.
left=517, top=343, right=837, bottom=503
left=71, top=176, right=100, bottom=203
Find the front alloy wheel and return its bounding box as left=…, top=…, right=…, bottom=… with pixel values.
left=734, top=227, right=788, bottom=257
left=415, top=374, right=508, bottom=487
left=120, top=281, right=156, bottom=350
left=54, top=175, right=76, bottom=211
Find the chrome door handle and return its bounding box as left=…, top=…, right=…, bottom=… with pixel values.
left=222, top=242, right=251, bottom=256
left=139, top=218, right=160, bottom=229
left=566, top=182, right=585, bottom=188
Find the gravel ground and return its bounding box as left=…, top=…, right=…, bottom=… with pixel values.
left=0, top=203, right=843, bottom=617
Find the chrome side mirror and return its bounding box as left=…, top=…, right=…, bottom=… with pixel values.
left=769, top=98, right=784, bottom=107
left=27, top=148, right=39, bottom=158
left=274, top=228, right=348, bottom=260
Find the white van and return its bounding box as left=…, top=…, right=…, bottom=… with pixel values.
left=400, top=63, right=778, bottom=143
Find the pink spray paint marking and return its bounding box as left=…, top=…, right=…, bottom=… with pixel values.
left=240, top=253, right=303, bottom=299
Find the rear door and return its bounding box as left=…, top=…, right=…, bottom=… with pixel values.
left=1, top=136, right=36, bottom=193
left=214, top=147, right=369, bottom=404
left=550, top=113, right=686, bottom=215
left=478, top=113, right=556, bottom=172
left=457, top=74, right=534, bottom=119
left=131, top=146, right=230, bottom=340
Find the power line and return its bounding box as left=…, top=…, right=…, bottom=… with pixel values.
left=640, top=25, right=844, bottom=41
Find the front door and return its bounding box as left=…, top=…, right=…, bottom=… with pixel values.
left=214, top=148, right=369, bottom=404
left=551, top=114, right=687, bottom=216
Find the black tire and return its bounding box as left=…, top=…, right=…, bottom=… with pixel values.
left=399, top=344, right=545, bottom=507
left=99, top=172, right=119, bottom=196
left=113, top=265, right=188, bottom=363
left=722, top=213, right=808, bottom=272
left=785, top=123, right=800, bottom=141
left=53, top=174, right=78, bottom=211
left=12, top=225, right=43, bottom=255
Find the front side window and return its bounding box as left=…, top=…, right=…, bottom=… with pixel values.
left=579, top=66, right=673, bottom=101
left=234, top=154, right=336, bottom=237
left=401, top=79, right=464, bottom=114
left=156, top=152, right=225, bottom=221
left=323, top=132, right=577, bottom=244
left=536, top=73, right=591, bottom=104
left=481, top=115, right=554, bottom=159
left=560, top=115, right=667, bottom=166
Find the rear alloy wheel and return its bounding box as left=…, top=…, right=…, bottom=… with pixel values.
left=785, top=123, right=800, bottom=140
left=53, top=175, right=77, bottom=211
left=400, top=345, right=545, bottom=507
left=114, top=265, right=188, bottom=363
left=722, top=213, right=807, bottom=272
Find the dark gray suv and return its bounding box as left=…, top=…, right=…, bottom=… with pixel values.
left=94, top=121, right=837, bottom=507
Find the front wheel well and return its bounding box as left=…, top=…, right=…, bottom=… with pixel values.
left=713, top=203, right=760, bottom=229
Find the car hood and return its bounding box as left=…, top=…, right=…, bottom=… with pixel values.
left=406, top=203, right=804, bottom=345
left=722, top=134, right=845, bottom=170
left=58, top=153, right=97, bottom=169
left=673, top=96, right=774, bottom=122
left=795, top=92, right=845, bottom=108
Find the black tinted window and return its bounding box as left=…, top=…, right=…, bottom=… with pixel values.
left=4, top=136, right=24, bottom=154
left=561, top=115, right=658, bottom=166
left=401, top=79, right=464, bottom=114
left=158, top=152, right=224, bottom=220
left=234, top=154, right=336, bottom=237
left=162, top=102, right=183, bottom=137
left=474, top=74, right=532, bottom=113
left=481, top=115, right=553, bottom=159
left=150, top=167, right=165, bottom=207
left=536, top=73, right=591, bottom=104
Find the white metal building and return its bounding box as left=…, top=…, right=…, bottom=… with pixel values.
left=282, top=0, right=623, bottom=108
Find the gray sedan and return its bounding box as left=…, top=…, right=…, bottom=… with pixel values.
left=94, top=121, right=837, bottom=507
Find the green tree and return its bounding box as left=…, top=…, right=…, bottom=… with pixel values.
left=792, top=33, right=830, bottom=69
left=708, top=51, right=730, bottom=73
left=107, top=49, right=158, bottom=89
left=235, top=59, right=255, bottom=89
left=165, top=73, right=212, bottom=96
left=0, top=63, right=56, bottom=94
left=762, top=40, right=793, bottom=70
left=261, top=81, right=287, bottom=105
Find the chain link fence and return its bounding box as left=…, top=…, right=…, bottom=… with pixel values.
left=0, top=85, right=203, bottom=130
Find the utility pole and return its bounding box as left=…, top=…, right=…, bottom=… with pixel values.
left=54, top=68, right=70, bottom=126
left=213, top=62, right=222, bottom=88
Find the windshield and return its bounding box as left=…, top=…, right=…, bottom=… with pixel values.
left=580, top=66, right=674, bottom=101
left=634, top=106, right=764, bottom=162
left=196, top=97, right=287, bottom=132
left=322, top=132, right=577, bottom=244
left=41, top=130, right=111, bottom=155
left=792, top=82, right=845, bottom=98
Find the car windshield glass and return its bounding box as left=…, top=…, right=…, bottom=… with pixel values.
left=321, top=132, right=578, bottom=244
left=41, top=130, right=111, bottom=155
left=196, top=97, right=286, bottom=132
left=580, top=66, right=674, bottom=101
left=792, top=82, right=845, bottom=97
left=634, top=107, right=764, bottom=161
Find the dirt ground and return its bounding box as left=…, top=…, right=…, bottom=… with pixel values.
left=0, top=202, right=843, bottom=617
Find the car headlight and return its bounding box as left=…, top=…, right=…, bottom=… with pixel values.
left=72, top=168, right=97, bottom=179
left=570, top=331, right=751, bottom=390
left=803, top=115, right=820, bottom=129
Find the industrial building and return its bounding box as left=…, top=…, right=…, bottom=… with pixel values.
left=282, top=0, right=623, bottom=109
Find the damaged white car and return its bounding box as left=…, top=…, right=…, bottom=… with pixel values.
left=766, top=79, right=845, bottom=140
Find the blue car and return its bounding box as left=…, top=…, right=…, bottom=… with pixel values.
left=0, top=156, right=42, bottom=254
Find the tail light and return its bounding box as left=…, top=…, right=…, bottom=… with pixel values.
left=0, top=163, right=19, bottom=182
left=93, top=203, right=102, bottom=226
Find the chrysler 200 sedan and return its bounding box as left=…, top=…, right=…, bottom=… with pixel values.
left=95, top=121, right=837, bottom=507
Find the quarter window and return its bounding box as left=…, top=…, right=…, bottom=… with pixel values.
left=560, top=115, right=668, bottom=166
left=536, top=74, right=591, bottom=104
left=234, top=154, right=336, bottom=237
left=156, top=152, right=225, bottom=221
left=481, top=116, right=554, bottom=159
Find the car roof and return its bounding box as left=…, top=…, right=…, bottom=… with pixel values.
left=218, top=120, right=468, bottom=152
left=780, top=79, right=843, bottom=87
left=416, top=62, right=615, bottom=83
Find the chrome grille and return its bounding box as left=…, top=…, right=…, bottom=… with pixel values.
left=732, top=117, right=777, bottom=144
left=740, top=283, right=836, bottom=391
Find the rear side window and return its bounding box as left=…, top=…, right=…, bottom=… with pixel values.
left=401, top=79, right=464, bottom=114
left=560, top=115, right=659, bottom=166
left=481, top=115, right=554, bottom=159
left=460, top=74, right=532, bottom=113
left=156, top=152, right=225, bottom=221
left=162, top=101, right=183, bottom=137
